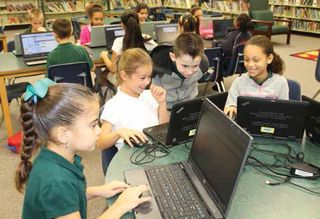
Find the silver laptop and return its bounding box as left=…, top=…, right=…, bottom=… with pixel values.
left=155, top=23, right=179, bottom=44
left=13, top=33, right=22, bottom=56
left=20, top=32, right=58, bottom=66
left=141, top=21, right=168, bottom=41
left=90, top=25, right=107, bottom=48
left=125, top=99, right=253, bottom=219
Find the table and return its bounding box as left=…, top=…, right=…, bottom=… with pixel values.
left=105, top=139, right=320, bottom=219
left=0, top=47, right=106, bottom=136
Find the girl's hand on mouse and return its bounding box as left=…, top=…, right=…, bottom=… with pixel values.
left=224, top=106, right=237, bottom=119
left=117, top=128, right=147, bottom=147
left=150, top=84, right=166, bottom=104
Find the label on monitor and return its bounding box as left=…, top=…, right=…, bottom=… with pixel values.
left=260, top=127, right=275, bottom=134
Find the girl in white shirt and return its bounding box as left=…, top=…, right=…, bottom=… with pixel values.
left=97, top=48, right=169, bottom=173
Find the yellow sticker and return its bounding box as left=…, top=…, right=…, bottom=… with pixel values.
left=260, top=127, right=275, bottom=134
left=189, top=129, right=196, bottom=136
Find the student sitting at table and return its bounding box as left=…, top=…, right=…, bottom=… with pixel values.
left=47, top=19, right=94, bottom=71
left=152, top=32, right=209, bottom=110
left=16, top=79, right=150, bottom=219
left=97, top=48, right=169, bottom=174
left=224, top=35, right=289, bottom=119
left=80, top=3, right=104, bottom=46
left=100, top=10, right=157, bottom=78
left=135, top=2, right=150, bottom=23
left=24, top=9, right=47, bottom=33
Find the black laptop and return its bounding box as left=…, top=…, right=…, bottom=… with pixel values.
left=155, top=23, right=179, bottom=44
left=143, top=92, right=228, bottom=147
left=212, top=19, right=234, bottom=39
left=237, top=96, right=310, bottom=141
left=104, top=24, right=125, bottom=51
left=125, top=98, right=253, bottom=219
left=20, top=32, right=58, bottom=66
left=302, top=95, right=320, bottom=145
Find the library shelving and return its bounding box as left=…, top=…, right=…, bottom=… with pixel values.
left=269, top=0, right=320, bottom=34
left=0, top=0, right=39, bottom=26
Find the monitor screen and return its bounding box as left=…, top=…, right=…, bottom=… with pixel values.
left=190, top=99, right=252, bottom=214
left=212, top=19, right=234, bottom=38
left=20, top=32, right=57, bottom=57
left=155, top=23, right=179, bottom=44
left=104, top=25, right=125, bottom=50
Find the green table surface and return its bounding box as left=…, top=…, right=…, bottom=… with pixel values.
left=105, top=139, right=320, bottom=219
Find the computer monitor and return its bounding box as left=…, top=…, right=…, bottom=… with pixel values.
left=155, top=23, right=179, bottom=44
left=212, top=19, right=234, bottom=39
left=104, top=24, right=125, bottom=51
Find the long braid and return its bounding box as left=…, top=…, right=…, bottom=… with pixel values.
left=15, top=99, right=40, bottom=193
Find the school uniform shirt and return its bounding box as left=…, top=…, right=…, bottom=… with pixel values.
left=46, top=42, right=93, bottom=70
left=225, top=72, right=289, bottom=107
left=22, top=148, right=87, bottom=219
left=152, top=64, right=204, bottom=110
left=111, top=34, right=158, bottom=55
left=100, top=88, right=159, bottom=149
left=80, top=25, right=91, bottom=46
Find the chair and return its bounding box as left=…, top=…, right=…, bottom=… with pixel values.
left=223, top=44, right=246, bottom=77
left=71, top=18, right=81, bottom=40
left=287, top=79, right=301, bottom=101
left=250, top=9, right=292, bottom=44
left=198, top=47, right=223, bottom=94
left=47, top=62, right=94, bottom=89
left=110, top=20, right=121, bottom=25
left=7, top=40, right=15, bottom=52
left=312, top=50, right=320, bottom=99
left=0, top=82, right=29, bottom=127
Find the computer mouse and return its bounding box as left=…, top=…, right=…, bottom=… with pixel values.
left=123, top=136, right=148, bottom=148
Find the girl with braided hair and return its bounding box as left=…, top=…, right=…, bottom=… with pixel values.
left=16, top=79, right=150, bottom=219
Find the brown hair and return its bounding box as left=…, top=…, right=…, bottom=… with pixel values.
left=245, top=35, right=285, bottom=74
left=190, top=6, right=202, bottom=17
left=173, top=32, right=204, bottom=59
left=28, top=8, right=43, bottom=21
left=178, top=14, right=200, bottom=35
left=15, top=83, right=98, bottom=193
left=235, top=13, right=252, bottom=33
left=86, top=3, right=104, bottom=19
left=135, top=2, right=149, bottom=13
left=52, top=18, right=72, bottom=39
left=116, top=48, right=152, bottom=84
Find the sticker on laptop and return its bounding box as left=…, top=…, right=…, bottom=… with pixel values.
left=260, top=127, right=275, bottom=134
left=189, top=129, right=196, bottom=136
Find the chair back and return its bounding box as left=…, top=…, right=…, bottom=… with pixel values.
left=7, top=40, right=15, bottom=52
left=198, top=47, right=222, bottom=83
left=316, top=50, right=320, bottom=82
left=223, top=44, right=246, bottom=77
left=71, top=18, right=81, bottom=40
left=48, top=62, right=93, bottom=89
left=287, top=79, right=301, bottom=101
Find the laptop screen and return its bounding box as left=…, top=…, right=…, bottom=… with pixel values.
left=212, top=19, right=234, bottom=38
left=302, top=95, right=320, bottom=144
left=104, top=25, right=125, bottom=50
left=155, top=23, right=179, bottom=44
left=237, top=96, right=310, bottom=140
left=189, top=99, right=252, bottom=215
left=141, top=21, right=168, bottom=41
left=20, top=32, right=57, bottom=57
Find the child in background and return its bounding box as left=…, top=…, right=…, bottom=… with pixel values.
left=152, top=32, right=208, bottom=110
left=47, top=18, right=94, bottom=70
left=190, top=6, right=203, bottom=19
left=224, top=35, right=289, bottom=119
left=16, top=80, right=151, bottom=219
left=80, top=3, right=104, bottom=46
left=100, top=10, right=157, bottom=80
left=98, top=48, right=169, bottom=174
left=135, top=2, right=150, bottom=23
left=24, top=9, right=47, bottom=33
left=178, top=14, right=199, bottom=34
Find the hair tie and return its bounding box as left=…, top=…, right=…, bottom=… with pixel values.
left=24, top=78, right=55, bottom=103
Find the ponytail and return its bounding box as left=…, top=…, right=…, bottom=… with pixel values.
left=269, top=52, right=285, bottom=75
left=15, top=99, right=40, bottom=193
left=121, top=10, right=147, bottom=52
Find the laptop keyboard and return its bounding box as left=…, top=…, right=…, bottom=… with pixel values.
left=146, top=164, right=210, bottom=219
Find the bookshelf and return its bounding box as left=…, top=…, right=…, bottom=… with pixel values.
left=0, top=0, right=39, bottom=26
left=269, top=0, right=320, bottom=34
left=109, top=0, right=162, bottom=10
left=200, top=0, right=249, bottom=16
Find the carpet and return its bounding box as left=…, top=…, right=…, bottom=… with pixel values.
left=290, top=50, right=319, bottom=61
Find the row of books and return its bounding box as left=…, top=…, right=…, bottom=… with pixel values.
left=270, top=0, right=320, bottom=7
left=292, top=19, right=320, bottom=32
left=45, top=0, right=85, bottom=13
left=163, top=0, right=196, bottom=8
left=273, top=6, right=320, bottom=19
left=207, top=0, right=248, bottom=12
left=0, top=3, right=35, bottom=13
left=0, top=15, right=29, bottom=24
